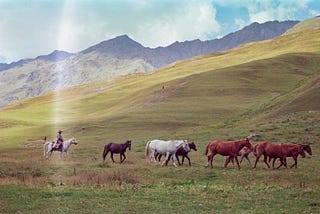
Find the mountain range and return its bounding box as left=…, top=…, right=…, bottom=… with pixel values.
left=0, top=20, right=298, bottom=107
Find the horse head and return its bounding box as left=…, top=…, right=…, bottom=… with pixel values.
left=189, top=142, right=197, bottom=151
left=244, top=137, right=253, bottom=150
left=247, top=133, right=260, bottom=141
left=126, top=140, right=132, bottom=151
left=71, top=137, right=78, bottom=145
left=298, top=145, right=306, bottom=158
left=300, top=144, right=312, bottom=155
left=182, top=140, right=191, bottom=152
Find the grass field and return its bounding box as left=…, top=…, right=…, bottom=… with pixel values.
left=0, top=17, right=319, bottom=213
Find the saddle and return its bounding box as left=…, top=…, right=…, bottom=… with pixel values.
left=52, top=141, right=63, bottom=150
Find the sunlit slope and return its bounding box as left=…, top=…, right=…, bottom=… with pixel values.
left=286, top=16, right=320, bottom=34
left=0, top=21, right=319, bottom=148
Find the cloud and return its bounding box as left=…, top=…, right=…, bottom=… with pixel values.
left=0, top=0, right=318, bottom=63
left=234, top=18, right=246, bottom=29
left=309, top=9, right=320, bottom=17
left=0, top=0, right=221, bottom=63
left=214, top=0, right=314, bottom=23
left=246, top=1, right=307, bottom=23
left=0, top=54, right=6, bottom=63
left=132, top=1, right=220, bottom=47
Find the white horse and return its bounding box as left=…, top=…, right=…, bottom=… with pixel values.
left=145, top=139, right=190, bottom=167
left=43, top=137, right=78, bottom=158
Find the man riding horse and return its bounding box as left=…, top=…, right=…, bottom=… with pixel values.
left=52, top=130, right=64, bottom=149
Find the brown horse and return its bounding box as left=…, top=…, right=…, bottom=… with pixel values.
left=155, top=142, right=197, bottom=166
left=102, top=140, right=131, bottom=164
left=253, top=142, right=305, bottom=169
left=227, top=146, right=253, bottom=167
left=205, top=137, right=252, bottom=170
left=269, top=143, right=312, bottom=168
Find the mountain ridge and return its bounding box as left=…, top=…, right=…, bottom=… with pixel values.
left=0, top=20, right=299, bottom=107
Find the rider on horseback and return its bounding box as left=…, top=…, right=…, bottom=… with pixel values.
left=52, top=130, right=64, bottom=149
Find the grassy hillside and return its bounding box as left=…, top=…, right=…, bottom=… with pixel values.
left=0, top=23, right=319, bottom=147
left=286, top=16, right=320, bottom=34
left=0, top=18, right=320, bottom=213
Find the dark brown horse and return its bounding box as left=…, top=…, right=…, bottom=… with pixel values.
left=268, top=143, right=312, bottom=168
left=102, top=140, right=131, bottom=164
left=155, top=142, right=197, bottom=166
left=253, top=142, right=305, bottom=169
left=205, top=137, right=252, bottom=170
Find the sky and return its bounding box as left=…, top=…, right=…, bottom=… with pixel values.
left=0, top=0, right=319, bottom=63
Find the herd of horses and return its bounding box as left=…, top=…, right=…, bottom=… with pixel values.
left=43, top=135, right=312, bottom=170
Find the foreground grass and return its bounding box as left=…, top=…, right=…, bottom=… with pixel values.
left=1, top=180, right=319, bottom=213
left=0, top=110, right=319, bottom=213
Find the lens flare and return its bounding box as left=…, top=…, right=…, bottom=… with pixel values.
left=53, top=0, right=76, bottom=126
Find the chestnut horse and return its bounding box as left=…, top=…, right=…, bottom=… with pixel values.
left=253, top=142, right=306, bottom=169
left=269, top=143, right=312, bottom=168
left=102, top=140, right=131, bottom=164
left=155, top=142, right=198, bottom=166
left=227, top=146, right=253, bottom=167
left=204, top=137, right=252, bottom=170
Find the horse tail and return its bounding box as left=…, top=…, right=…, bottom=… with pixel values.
left=102, top=144, right=109, bottom=162
left=145, top=141, right=151, bottom=160
left=204, top=142, right=210, bottom=155
left=43, top=137, right=49, bottom=157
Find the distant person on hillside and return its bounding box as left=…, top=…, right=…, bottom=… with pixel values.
left=53, top=130, right=64, bottom=149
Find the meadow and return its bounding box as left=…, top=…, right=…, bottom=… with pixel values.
left=0, top=18, right=320, bottom=213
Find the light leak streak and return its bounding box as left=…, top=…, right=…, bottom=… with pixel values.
left=53, top=0, right=76, bottom=127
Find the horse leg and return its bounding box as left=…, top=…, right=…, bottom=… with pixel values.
left=234, top=156, right=241, bottom=170
left=263, top=155, right=271, bottom=169
left=272, top=158, right=277, bottom=168
left=121, top=153, right=126, bottom=163
left=176, top=154, right=181, bottom=166
left=171, top=153, right=178, bottom=167
left=150, top=150, right=155, bottom=163
left=245, top=156, right=251, bottom=167
left=156, top=153, right=162, bottom=162
left=48, top=149, right=53, bottom=158
left=185, top=155, right=191, bottom=166
left=283, top=158, right=288, bottom=168
left=205, top=153, right=215, bottom=168
left=208, top=152, right=216, bottom=168
left=253, top=155, right=261, bottom=169
left=239, top=155, right=244, bottom=164
left=224, top=156, right=232, bottom=168
left=209, top=153, right=217, bottom=168
left=290, top=156, right=297, bottom=168
left=167, top=154, right=173, bottom=166
left=268, top=156, right=272, bottom=165
left=110, top=152, right=115, bottom=163
left=230, top=157, right=235, bottom=167
left=205, top=154, right=211, bottom=168
left=276, top=158, right=287, bottom=169
left=161, top=152, right=171, bottom=167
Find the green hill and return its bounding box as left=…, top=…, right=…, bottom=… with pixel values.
left=0, top=18, right=319, bottom=148
left=285, top=16, right=320, bottom=34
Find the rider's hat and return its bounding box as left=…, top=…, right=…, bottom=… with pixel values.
left=58, top=130, right=63, bottom=133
